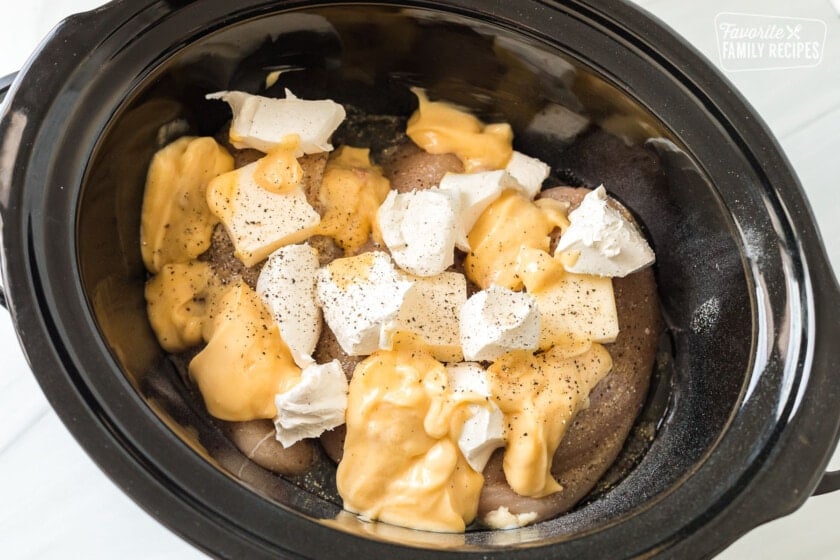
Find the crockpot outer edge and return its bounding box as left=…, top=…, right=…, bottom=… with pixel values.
left=586, top=1, right=840, bottom=557
left=569, top=0, right=840, bottom=555
left=0, top=0, right=838, bottom=559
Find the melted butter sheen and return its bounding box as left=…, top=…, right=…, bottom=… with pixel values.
left=488, top=343, right=613, bottom=498
left=253, top=134, right=304, bottom=194
left=406, top=88, right=513, bottom=172
left=337, top=347, right=484, bottom=532
left=140, top=136, right=234, bottom=273
left=145, top=260, right=214, bottom=353
left=189, top=280, right=301, bottom=421
left=465, top=190, right=568, bottom=290
left=313, top=146, right=390, bottom=253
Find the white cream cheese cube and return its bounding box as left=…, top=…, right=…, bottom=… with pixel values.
left=206, top=89, right=346, bottom=155
left=206, top=161, right=321, bottom=267
left=459, top=404, right=505, bottom=472
left=446, top=362, right=492, bottom=397
left=459, top=286, right=541, bottom=362
left=555, top=186, right=655, bottom=278
left=315, top=251, right=414, bottom=356
left=504, top=151, right=551, bottom=199
left=257, top=244, right=322, bottom=368
left=380, top=272, right=466, bottom=362
left=446, top=362, right=505, bottom=473
left=438, top=170, right=521, bottom=251
left=273, top=359, right=348, bottom=448
left=377, top=188, right=460, bottom=276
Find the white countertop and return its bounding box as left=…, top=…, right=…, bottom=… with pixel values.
left=1, top=1, right=839, bottom=558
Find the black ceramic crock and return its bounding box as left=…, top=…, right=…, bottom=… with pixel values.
left=1, top=1, right=839, bottom=558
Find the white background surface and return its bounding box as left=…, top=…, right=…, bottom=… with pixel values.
left=0, top=1, right=839, bottom=559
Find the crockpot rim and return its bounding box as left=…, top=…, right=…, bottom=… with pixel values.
left=1, top=0, right=839, bottom=559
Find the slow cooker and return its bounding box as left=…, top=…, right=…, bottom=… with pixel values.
left=1, top=1, right=839, bottom=558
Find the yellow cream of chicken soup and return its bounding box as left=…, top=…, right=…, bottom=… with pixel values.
left=140, top=136, right=234, bottom=273
left=337, top=347, right=485, bottom=532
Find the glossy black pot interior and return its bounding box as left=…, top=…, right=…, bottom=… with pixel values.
left=2, top=1, right=840, bottom=559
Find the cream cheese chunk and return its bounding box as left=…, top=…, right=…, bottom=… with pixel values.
left=377, top=188, right=460, bottom=277
left=555, top=185, right=655, bottom=277
left=459, top=286, right=541, bottom=362
left=459, top=404, right=506, bottom=472
left=380, top=272, right=467, bottom=362
left=256, top=244, right=322, bottom=368
left=438, top=170, right=521, bottom=251
left=315, top=252, right=414, bottom=356
left=273, top=360, right=348, bottom=448
left=447, top=361, right=492, bottom=397
left=206, top=161, right=321, bottom=267
left=446, top=363, right=505, bottom=473
left=206, top=89, right=346, bottom=155
left=504, top=151, right=550, bottom=199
